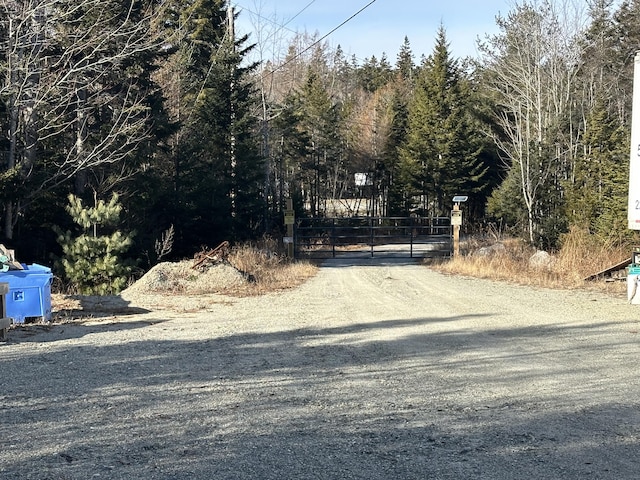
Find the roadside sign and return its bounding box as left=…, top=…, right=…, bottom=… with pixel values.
left=629, top=53, right=640, bottom=229
left=451, top=210, right=462, bottom=226
left=284, top=211, right=295, bottom=225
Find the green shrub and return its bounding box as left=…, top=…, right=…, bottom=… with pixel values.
left=55, top=193, right=134, bottom=295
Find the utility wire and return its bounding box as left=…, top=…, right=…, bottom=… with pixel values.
left=240, top=0, right=377, bottom=76
left=233, top=2, right=305, bottom=36
left=280, top=0, right=317, bottom=30
left=269, top=0, right=378, bottom=74
left=234, top=0, right=318, bottom=54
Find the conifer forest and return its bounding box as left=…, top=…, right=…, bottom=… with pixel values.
left=1, top=0, right=639, bottom=291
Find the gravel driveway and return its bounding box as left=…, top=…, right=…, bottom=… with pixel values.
left=1, top=257, right=640, bottom=479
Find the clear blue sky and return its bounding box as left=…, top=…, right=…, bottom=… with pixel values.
left=232, top=0, right=512, bottom=63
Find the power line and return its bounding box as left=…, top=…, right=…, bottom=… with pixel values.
left=236, top=0, right=378, bottom=74
left=233, top=3, right=301, bottom=36
left=233, top=0, right=318, bottom=36
left=271, top=0, right=378, bottom=74
left=234, top=1, right=318, bottom=53
left=280, top=1, right=317, bottom=30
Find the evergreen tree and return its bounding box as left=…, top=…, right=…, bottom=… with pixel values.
left=331, top=45, right=358, bottom=103
left=395, top=36, right=415, bottom=82
left=55, top=193, right=133, bottom=295
left=290, top=68, right=344, bottom=216
left=399, top=26, right=488, bottom=216
left=566, top=98, right=629, bottom=241
left=486, top=166, right=528, bottom=232
left=357, top=55, right=393, bottom=93
left=187, top=21, right=264, bottom=241
left=385, top=78, right=412, bottom=215
left=384, top=38, right=415, bottom=215
left=157, top=0, right=264, bottom=250
left=271, top=102, right=311, bottom=217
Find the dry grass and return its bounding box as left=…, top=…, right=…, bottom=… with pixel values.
left=125, top=230, right=631, bottom=300
left=226, top=240, right=318, bottom=295
left=116, top=238, right=318, bottom=298
left=433, top=228, right=631, bottom=297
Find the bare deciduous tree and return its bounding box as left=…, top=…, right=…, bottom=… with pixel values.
left=479, top=0, right=586, bottom=242
left=0, top=0, right=162, bottom=238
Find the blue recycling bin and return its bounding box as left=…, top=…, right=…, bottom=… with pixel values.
left=0, top=264, right=53, bottom=323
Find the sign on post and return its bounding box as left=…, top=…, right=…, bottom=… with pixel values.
left=451, top=195, right=467, bottom=257
left=629, top=53, right=640, bottom=230
left=451, top=210, right=462, bottom=226
left=284, top=212, right=295, bottom=225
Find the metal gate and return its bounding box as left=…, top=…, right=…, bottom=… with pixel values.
left=294, top=216, right=451, bottom=259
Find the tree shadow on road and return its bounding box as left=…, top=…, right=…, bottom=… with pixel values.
left=1, top=315, right=639, bottom=479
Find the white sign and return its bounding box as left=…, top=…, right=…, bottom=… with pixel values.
left=451, top=210, right=462, bottom=226
left=629, top=53, right=640, bottom=229
left=354, top=173, right=371, bottom=187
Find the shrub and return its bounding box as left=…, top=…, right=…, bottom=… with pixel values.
left=54, top=193, right=134, bottom=295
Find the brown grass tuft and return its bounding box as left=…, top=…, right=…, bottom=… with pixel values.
left=226, top=239, right=318, bottom=295
left=433, top=227, right=630, bottom=296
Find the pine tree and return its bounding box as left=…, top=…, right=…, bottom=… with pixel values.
left=290, top=68, right=344, bottom=216
left=55, top=193, right=133, bottom=295
left=399, top=26, right=488, bottom=216
left=395, top=36, right=415, bottom=82
left=567, top=98, right=629, bottom=241
left=158, top=0, right=265, bottom=249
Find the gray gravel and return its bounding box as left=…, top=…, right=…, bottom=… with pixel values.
left=1, top=257, right=640, bottom=479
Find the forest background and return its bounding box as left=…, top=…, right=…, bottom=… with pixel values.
left=1, top=0, right=638, bottom=292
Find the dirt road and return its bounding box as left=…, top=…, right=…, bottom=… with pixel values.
left=1, top=257, right=640, bottom=479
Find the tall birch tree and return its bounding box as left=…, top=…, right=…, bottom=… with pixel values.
left=480, top=0, right=585, bottom=244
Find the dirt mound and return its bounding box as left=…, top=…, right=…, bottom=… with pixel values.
left=123, top=260, right=248, bottom=296
left=50, top=261, right=250, bottom=317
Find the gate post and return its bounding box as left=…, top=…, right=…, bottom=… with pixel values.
left=452, top=204, right=461, bottom=257
left=284, top=198, right=295, bottom=258
left=370, top=217, right=374, bottom=257
left=332, top=218, right=336, bottom=258
left=451, top=195, right=468, bottom=258
left=410, top=217, right=414, bottom=258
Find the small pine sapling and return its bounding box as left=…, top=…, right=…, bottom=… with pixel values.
left=55, top=192, right=134, bottom=295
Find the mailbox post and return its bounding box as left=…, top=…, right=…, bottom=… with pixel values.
left=0, top=282, right=10, bottom=340
left=451, top=196, right=468, bottom=258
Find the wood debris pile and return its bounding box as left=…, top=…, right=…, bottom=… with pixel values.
left=192, top=241, right=230, bottom=271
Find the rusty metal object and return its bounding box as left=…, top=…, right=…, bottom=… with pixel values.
left=192, top=241, right=230, bottom=271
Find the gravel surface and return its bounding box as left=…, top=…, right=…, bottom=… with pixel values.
left=1, top=257, right=640, bottom=479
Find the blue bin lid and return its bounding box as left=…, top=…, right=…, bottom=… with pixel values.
left=22, top=263, right=52, bottom=273
left=0, top=263, right=52, bottom=277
